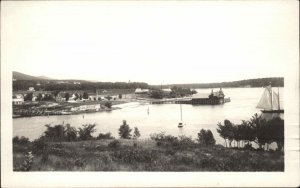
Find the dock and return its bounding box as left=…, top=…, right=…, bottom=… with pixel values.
left=150, top=97, right=230, bottom=105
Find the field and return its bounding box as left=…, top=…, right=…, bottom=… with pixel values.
left=13, top=139, right=284, bottom=171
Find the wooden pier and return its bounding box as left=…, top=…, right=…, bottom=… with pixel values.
left=150, top=97, right=230, bottom=105
left=150, top=98, right=191, bottom=104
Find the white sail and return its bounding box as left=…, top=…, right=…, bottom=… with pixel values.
left=256, top=88, right=272, bottom=110
left=272, top=91, right=280, bottom=110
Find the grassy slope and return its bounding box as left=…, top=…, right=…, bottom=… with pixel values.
left=13, top=139, right=284, bottom=171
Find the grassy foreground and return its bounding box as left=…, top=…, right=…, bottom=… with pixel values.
left=13, top=139, right=283, bottom=171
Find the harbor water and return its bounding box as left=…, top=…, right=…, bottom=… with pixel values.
left=13, top=88, right=284, bottom=145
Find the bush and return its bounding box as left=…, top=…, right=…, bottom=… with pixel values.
left=118, top=120, right=132, bottom=139
left=43, top=124, right=65, bottom=142
left=150, top=90, right=164, bottom=99
left=244, top=143, right=254, bottom=150
left=40, top=124, right=79, bottom=142
left=97, top=132, right=114, bottom=140
left=32, top=137, right=48, bottom=155
left=65, top=124, right=77, bottom=141
left=112, top=148, right=159, bottom=164
left=178, top=135, right=195, bottom=146
left=150, top=132, right=179, bottom=147
left=197, top=129, right=216, bottom=146
left=16, top=152, right=34, bottom=171
left=78, top=124, right=96, bottom=141
left=267, top=117, right=284, bottom=151
left=108, top=140, right=121, bottom=149
left=13, top=136, right=29, bottom=145
left=104, top=101, right=112, bottom=109
left=133, top=127, right=141, bottom=139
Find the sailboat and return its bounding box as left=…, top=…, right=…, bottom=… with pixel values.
left=178, top=104, right=184, bottom=128
left=256, top=85, right=284, bottom=113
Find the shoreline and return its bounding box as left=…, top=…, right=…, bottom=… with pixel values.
left=12, top=100, right=133, bottom=118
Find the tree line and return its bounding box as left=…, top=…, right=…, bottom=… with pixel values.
left=13, top=80, right=149, bottom=91
left=217, top=114, right=284, bottom=151
left=14, top=120, right=216, bottom=149
left=150, top=86, right=197, bottom=99
left=157, top=77, right=284, bottom=89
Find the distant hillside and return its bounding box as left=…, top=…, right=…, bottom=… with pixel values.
left=153, top=77, right=284, bottom=89
left=37, top=75, right=53, bottom=80
left=13, top=71, right=52, bottom=81
left=12, top=71, right=148, bottom=91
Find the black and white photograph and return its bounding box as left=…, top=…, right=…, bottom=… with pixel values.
left=1, top=0, right=299, bottom=187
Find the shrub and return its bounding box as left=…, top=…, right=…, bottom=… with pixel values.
left=18, top=152, right=34, bottom=171
left=150, top=90, right=164, bottom=99
left=32, top=137, right=48, bottom=155
left=178, top=135, right=195, bottom=146
left=267, top=117, right=284, bottom=151
left=108, top=140, right=121, bottom=149
left=104, top=101, right=112, bottom=108
left=24, top=92, right=33, bottom=101
left=41, top=124, right=79, bottom=142
left=150, top=132, right=166, bottom=141
left=64, top=124, right=77, bottom=141
left=197, top=129, right=216, bottom=146
left=150, top=132, right=179, bottom=147
left=244, top=142, right=254, bottom=150
left=13, top=136, right=29, bottom=145
left=133, top=127, right=141, bottom=139
left=97, top=132, right=114, bottom=140
left=118, top=120, right=132, bottom=139
left=43, top=124, right=65, bottom=142
left=112, top=148, right=159, bottom=164
left=78, top=124, right=96, bottom=141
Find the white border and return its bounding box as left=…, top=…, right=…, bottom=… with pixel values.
left=1, top=1, right=299, bottom=187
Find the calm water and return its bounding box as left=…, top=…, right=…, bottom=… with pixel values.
left=13, top=88, right=284, bottom=145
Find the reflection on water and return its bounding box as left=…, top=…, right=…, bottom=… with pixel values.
left=13, top=88, right=284, bottom=145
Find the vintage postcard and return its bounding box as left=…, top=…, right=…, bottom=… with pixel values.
left=1, top=0, right=299, bottom=187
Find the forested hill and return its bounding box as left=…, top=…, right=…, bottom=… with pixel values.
left=13, top=71, right=149, bottom=91
left=157, top=77, right=284, bottom=89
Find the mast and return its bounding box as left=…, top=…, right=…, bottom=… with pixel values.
left=269, top=83, right=273, bottom=110
left=270, top=88, right=273, bottom=110
left=180, top=103, right=182, bottom=121
left=278, top=87, right=280, bottom=110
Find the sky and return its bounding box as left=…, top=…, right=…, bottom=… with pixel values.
left=2, top=1, right=299, bottom=84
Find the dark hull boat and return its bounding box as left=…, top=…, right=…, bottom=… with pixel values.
left=261, top=109, right=284, bottom=113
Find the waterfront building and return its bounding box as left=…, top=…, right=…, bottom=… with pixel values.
left=135, top=88, right=149, bottom=94
left=161, top=88, right=172, bottom=94
left=12, top=94, right=24, bottom=105
left=28, top=87, right=35, bottom=92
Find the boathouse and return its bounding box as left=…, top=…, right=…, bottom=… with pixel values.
left=190, top=88, right=226, bottom=105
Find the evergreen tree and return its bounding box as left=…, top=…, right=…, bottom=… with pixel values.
left=133, top=127, right=141, bottom=139
left=118, top=120, right=132, bottom=139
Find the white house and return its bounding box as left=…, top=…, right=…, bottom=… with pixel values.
left=135, top=88, right=149, bottom=94
left=79, top=105, right=87, bottom=111
left=12, top=98, right=24, bottom=105
left=162, top=88, right=172, bottom=94
left=28, top=87, right=35, bottom=92
left=68, top=98, right=77, bottom=103
left=70, top=107, right=80, bottom=112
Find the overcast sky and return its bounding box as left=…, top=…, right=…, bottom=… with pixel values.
left=2, top=1, right=298, bottom=84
